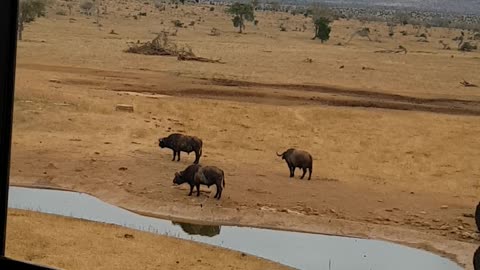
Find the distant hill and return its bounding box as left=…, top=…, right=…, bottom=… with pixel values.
left=323, top=0, right=480, bottom=15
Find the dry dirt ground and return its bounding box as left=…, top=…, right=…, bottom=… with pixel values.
left=8, top=0, right=480, bottom=269
left=6, top=209, right=289, bottom=270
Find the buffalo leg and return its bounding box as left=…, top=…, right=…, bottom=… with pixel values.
left=301, top=168, right=307, bottom=179
left=213, top=185, right=218, bottom=198
left=177, top=151, right=181, bottom=161
left=196, top=183, right=201, bottom=196
left=172, top=150, right=176, bottom=161
left=188, top=184, right=194, bottom=196
left=308, top=167, right=312, bottom=180
left=290, top=167, right=295, bottom=178
left=217, top=186, right=222, bottom=200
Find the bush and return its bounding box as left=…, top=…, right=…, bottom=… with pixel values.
left=459, top=42, right=478, bottom=52
left=172, top=19, right=183, bottom=27
left=313, top=17, right=331, bottom=43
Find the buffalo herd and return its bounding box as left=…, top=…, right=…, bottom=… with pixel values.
left=158, top=133, right=313, bottom=200
left=159, top=134, right=480, bottom=270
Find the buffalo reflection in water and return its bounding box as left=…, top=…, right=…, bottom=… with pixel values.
left=172, top=221, right=221, bottom=237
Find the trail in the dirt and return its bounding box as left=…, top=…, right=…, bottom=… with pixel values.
left=18, top=63, right=480, bottom=116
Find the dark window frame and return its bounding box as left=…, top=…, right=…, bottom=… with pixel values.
left=0, top=1, right=57, bottom=269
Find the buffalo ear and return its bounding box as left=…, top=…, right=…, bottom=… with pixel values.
left=175, top=172, right=180, bottom=177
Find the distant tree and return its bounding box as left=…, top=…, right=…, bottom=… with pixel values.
left=18, top=0, right=47, bottom=41
left=312, top=17, right=331, bottom=43
left=226, top=3, right=255, bottom=33
left=394, top=11, right=411, bottom=26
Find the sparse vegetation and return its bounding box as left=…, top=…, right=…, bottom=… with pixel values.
left=439, top=40, right=451, bottom=50
left=18, top=0, right=47, bottom=41
left=226, top=3, right=255, bottom=33
left=209, top=27, right=220, bottom=36
left=459, top=42, right=478, bottom=52
left=56, top=10, right=67, bottom=16
left=172, top=19, right=184, bottom=27
left=80, top=0, right=94, bottom=15
left=67, top=3, right=73, bottom=15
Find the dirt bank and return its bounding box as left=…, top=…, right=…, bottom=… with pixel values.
left=6, top=209, right=291, bottom=270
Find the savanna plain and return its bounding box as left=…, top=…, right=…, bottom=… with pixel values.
left=7, top=0, right=480, bottom=269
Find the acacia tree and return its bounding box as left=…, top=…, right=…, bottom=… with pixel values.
left=18, top=0, right=47, bottom=40
left=226, top=3, right=254, bottom=33
left=312, top=17, right=331, bottom=43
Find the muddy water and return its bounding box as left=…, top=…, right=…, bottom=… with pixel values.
left=8, top=187, right=462, bottom=270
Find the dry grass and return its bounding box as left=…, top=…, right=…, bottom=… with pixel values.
left=6, top=210, right=290, bottom=270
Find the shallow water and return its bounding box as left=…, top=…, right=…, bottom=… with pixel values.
left=8, top=187, right=462, bottom=270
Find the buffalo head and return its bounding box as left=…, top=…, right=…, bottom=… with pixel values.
left=159, top=138, right=167, bottom=148
left=173, top=171, right=186, bottom=185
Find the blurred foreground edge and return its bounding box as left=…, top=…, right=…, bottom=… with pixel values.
left=0, top=1, right=57, bottom=269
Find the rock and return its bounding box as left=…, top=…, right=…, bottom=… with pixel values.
left=432, top=218, right=441, bottom=223
left=440, top=205, right=449, bottom=210
left=440, top=225, right=450, bottom=230
left=46, top=163, right=58, bottom=169
left=385, top=209, right=393, bottom=212
left=119, top=167, right=128, bottom=171
left=457, top=226, right=464, bottom=231
left=461, top=232, right=476, bottom=239
left=463, top=213, right=474, bottom=218
left=124, top=233, right=134, bottom=239
left=115, top=104, right=134, bottom=112
left=377, top=199, right=383, bottom=202
left=420, top=211, right=427, bottom=215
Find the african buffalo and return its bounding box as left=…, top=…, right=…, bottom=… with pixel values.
left=277, top=148, right=313, bottom=180
left=159, top=133, right=203, bottom=164
left=173, top=164, right=225, bottom=200
left=476, top=201, right=480, bottom=232
left=475, top=246, right=480, bottom=270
